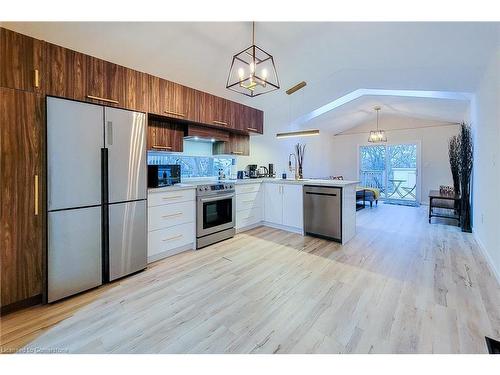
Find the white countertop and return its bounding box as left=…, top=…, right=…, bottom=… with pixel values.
left=228, top=178, right=358, bottom=187
left=148, top=178, right=358, bottom=192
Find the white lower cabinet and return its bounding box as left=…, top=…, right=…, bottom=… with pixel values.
left=282, top=184, right=303, bottom=229
left=148, top=222, right=195, bottom=260
left=236, top=206, right=263, bottom=229
left=147, top=188, right=196, bottom=263
left=264, top=183, right=283, bottom=224
left=235, top=183, right=263, bottom=230
left=263, top=183, right=303, bottom=231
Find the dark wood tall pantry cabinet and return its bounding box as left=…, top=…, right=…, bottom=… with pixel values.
left=0, top=28, right=44, bottom=93
left=0, top=88, right=44, bottom=309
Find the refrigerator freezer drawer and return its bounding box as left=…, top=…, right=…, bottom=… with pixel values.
left=48, top=206, right=102, bottom=303
left=108, top=200, right=147, bottom=281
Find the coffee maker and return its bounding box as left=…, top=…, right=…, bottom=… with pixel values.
left=268, top=163, right=275, bottom=178
left=247, top=164, right=258, bottom=178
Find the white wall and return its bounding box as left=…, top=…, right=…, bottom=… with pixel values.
left=236, top=115, right=336, bottom=178
left=471, top=50, right=500, bottom=280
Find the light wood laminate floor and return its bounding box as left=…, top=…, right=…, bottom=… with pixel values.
left=1, top=204, right=499, bottom=353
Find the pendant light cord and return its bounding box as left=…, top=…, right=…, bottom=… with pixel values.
left=252, top=21, right=255, bottom=45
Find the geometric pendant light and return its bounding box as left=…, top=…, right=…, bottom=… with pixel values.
left=226, top=22, right=280, bottom=97
left=368, top=106, right=387, bottom=143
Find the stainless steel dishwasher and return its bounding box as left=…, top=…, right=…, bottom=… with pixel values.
left=303, top=185, right=342, bottom=242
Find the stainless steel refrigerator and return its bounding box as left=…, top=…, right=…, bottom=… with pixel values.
left=47, top=97, right=147, bottom=303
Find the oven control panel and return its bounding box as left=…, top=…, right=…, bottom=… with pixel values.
left=197, top=183, right=235, bottom=195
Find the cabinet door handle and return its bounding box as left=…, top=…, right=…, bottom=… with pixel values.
left=34, top=69, right=40, bottom=88
left=231, top=151, right=243, bottom=155
left=162, top=234, right=183, bottom=242
left=242, top=199, right=255, bottom=203
left=152, top=145, right=173, bottom=150
left=162, top=195, right=183, bottom=200
left=162, top=212, right=183, bottom=218
left=34, top=174, right=39, bottom=216
left=86, top=95, right=119, bottom=104
left=213, top=120, right=228, bottom=126
left=247, top=127, right=258, bottom=132
left=107, top=121, right=113, bottom=145
left=164, top=110, right=186, bottom=117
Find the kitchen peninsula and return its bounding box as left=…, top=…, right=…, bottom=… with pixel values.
left=233, top=178, right=358, bottom=245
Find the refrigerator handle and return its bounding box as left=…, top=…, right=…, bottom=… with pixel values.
left=106, top=121, right=113, bottom=146
left=101, top=148, right=109, bottom=204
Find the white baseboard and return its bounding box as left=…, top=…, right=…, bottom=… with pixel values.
left=237, top=220, right=304, bottom=235
left=261, top=221, right=304, bottom=235
left=473, top=231, right=500, bottom=285
left=236, top=222, right=263, bottom=233
left=147, top=243, right=195, bottom=264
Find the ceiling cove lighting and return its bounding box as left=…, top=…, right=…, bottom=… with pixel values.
left=289, top=88, right=473, bottom=128
left=276, top=129, right=320, bottom=139
left=226, top=22, right=280, bottom=97
left=368, top=106, right=387, bottom=143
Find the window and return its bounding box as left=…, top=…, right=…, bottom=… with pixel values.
left=359, top=143, right=418, bottom=203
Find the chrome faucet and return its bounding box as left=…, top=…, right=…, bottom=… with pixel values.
left=288, top=153, right=299, bottom=180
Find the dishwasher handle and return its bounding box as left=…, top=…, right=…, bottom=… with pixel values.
left=305, top=192, right=337, bottom=197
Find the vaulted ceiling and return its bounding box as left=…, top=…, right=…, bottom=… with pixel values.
left=3, top=21, right=498, bottom=132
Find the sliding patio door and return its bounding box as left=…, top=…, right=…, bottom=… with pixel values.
left=359, top=143, right=419, bottom=204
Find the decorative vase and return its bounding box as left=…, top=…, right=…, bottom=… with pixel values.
left=298, top=166, right=303, bottom=180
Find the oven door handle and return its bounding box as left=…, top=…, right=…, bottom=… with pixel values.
left=200, top=194, right=235, bottom=203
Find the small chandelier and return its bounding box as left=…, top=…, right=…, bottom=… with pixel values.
left=368, top=106, right=387, bottom=143
left=226, top=22, right=280, bottom=97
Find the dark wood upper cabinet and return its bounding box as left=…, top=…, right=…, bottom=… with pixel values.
left=1, top=88, right=44, bottom=308
left=86, top=56, right=125, bottom=107
left=227, top=103, right=263, bottom=134
left=149, top=76, right=197, bottom=122
left=0, top=27, right=44, bottom=92
left=213, top=133, right=250, bottom=156
left=249, top=107, right=264, bottom=134
left=124, top=68, right=148, bottom=113
left=230, top=102, right=249, bottom=132
left=45, top=42, right=87, bottom=101
left=147, top=117, right=185, bottom=152
left=198, top=92, right=233, bottom=130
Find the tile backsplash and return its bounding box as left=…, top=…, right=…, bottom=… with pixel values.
left=147, top=151, right=234, bottom=178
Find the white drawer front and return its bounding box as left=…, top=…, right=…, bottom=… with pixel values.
left=148, top=222, right=195, bottom=258
left=236, top=191, right=262, bottom=212
left=235, top=183, right=262, bottom=195
left=148, top=189, right=195, bottom=207
left=236, top=206, right=262, bottom=229
left=148, top=201, right=195, bottom=231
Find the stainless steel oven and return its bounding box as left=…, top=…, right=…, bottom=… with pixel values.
left=196, top=183, right=235, bottom=249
